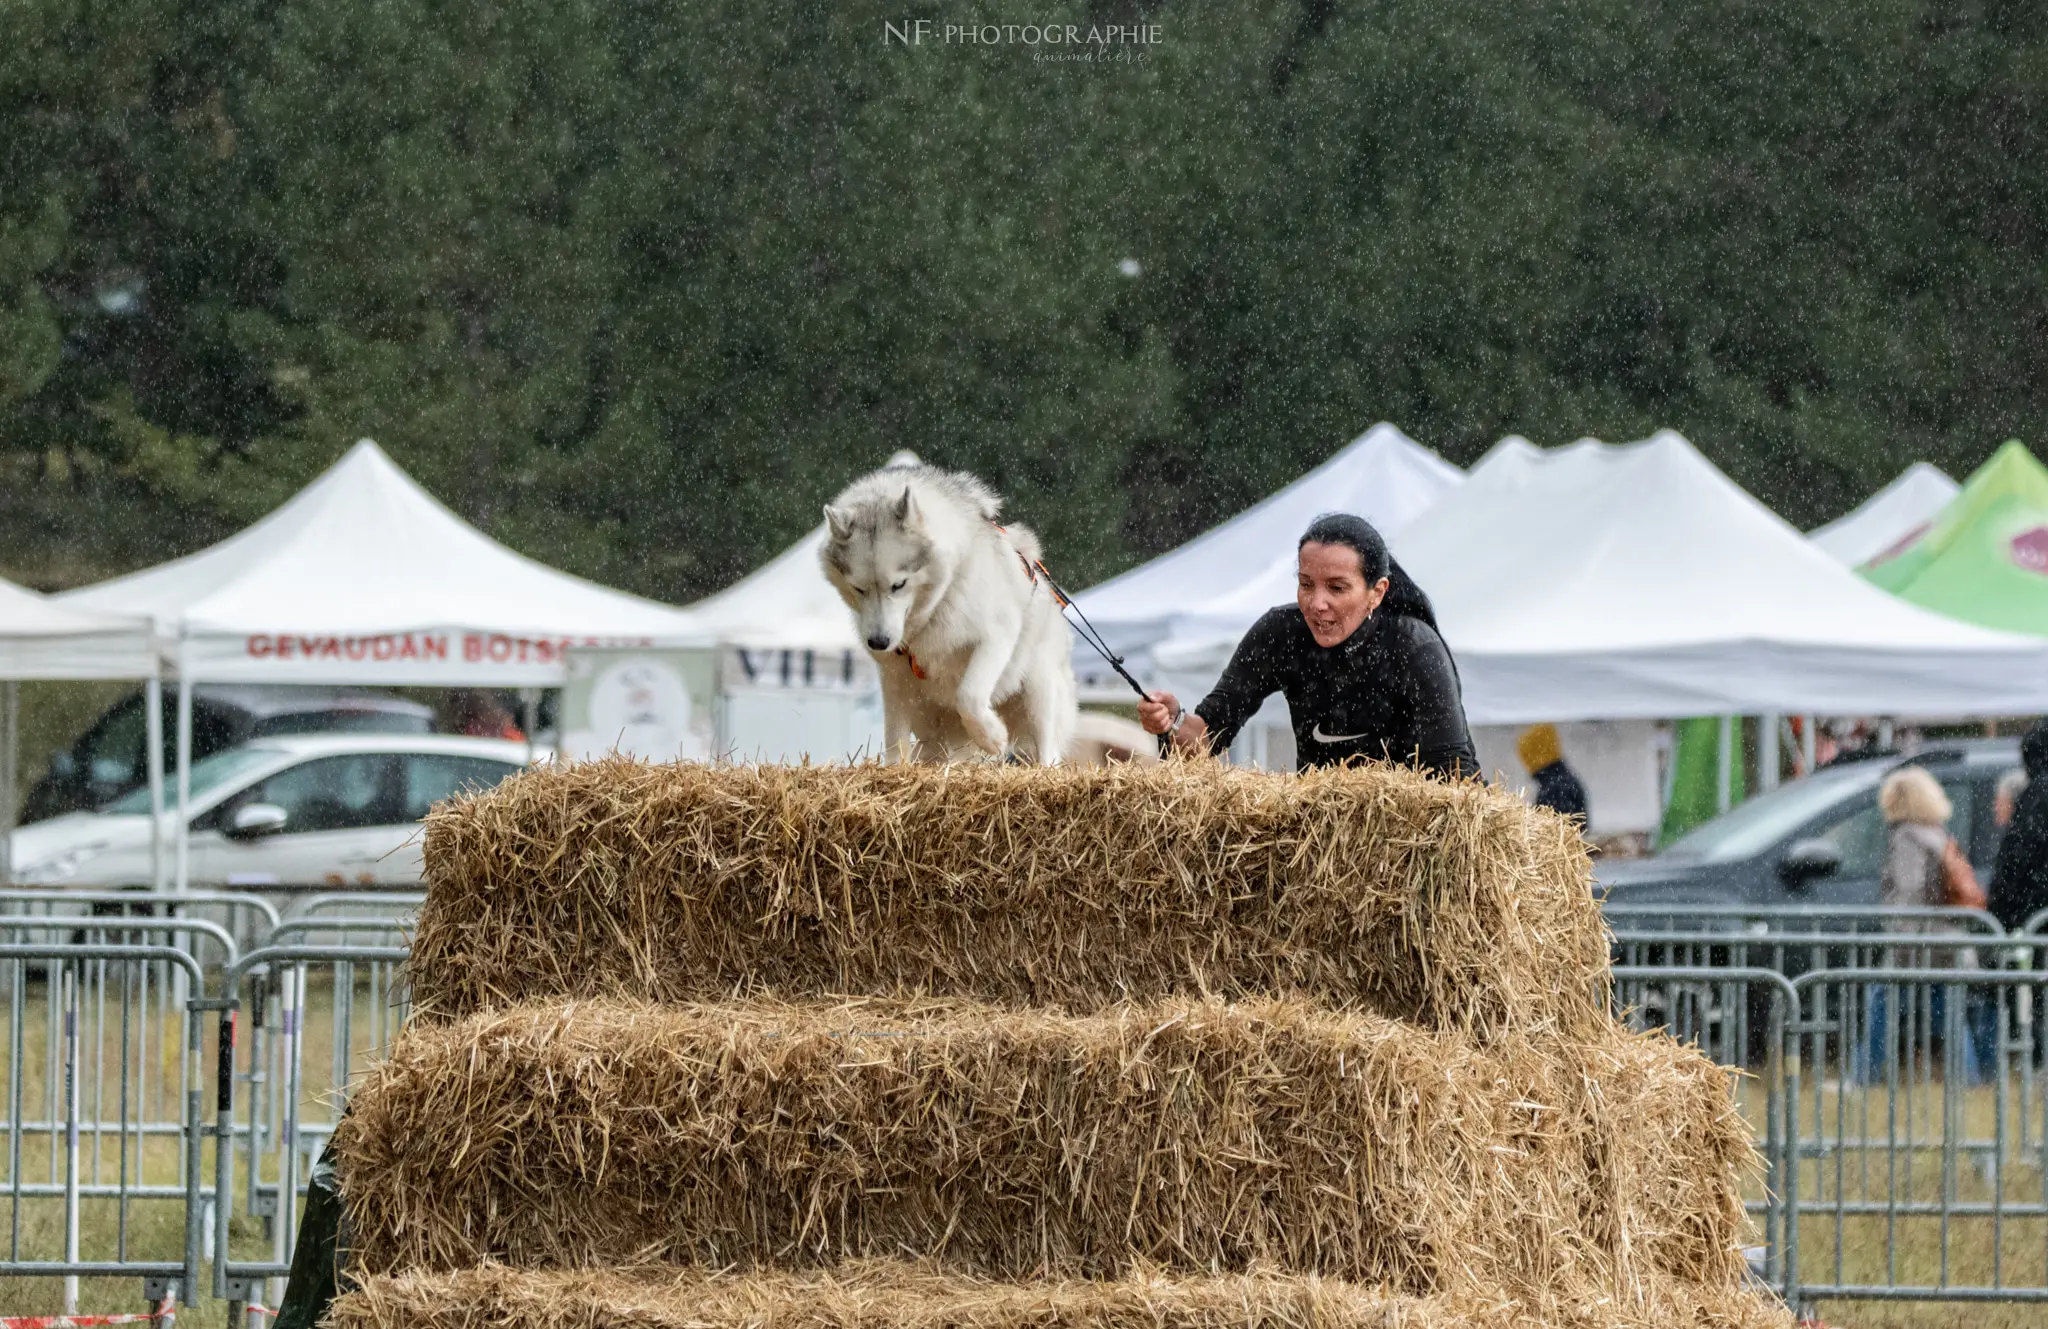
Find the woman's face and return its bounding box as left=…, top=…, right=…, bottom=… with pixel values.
left=1297, top=542, right=1390, bottom=647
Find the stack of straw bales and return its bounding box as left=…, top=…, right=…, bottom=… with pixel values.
left=331, top=759, right=1792, bottom=1329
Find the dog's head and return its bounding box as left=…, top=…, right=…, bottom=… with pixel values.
left=820, top=486, right=935, bottom=654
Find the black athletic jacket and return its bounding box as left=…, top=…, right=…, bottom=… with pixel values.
left=1193, top=606, right=1479, bottom=779
left=1531, top=761, right=1589, bottom=822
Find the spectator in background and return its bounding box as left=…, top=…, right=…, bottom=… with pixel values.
left=1861, top=765, right=1990, bottom=1085
left=1517, top=723, right=1587, bottom=823
left=1817, top=718, right=1877, bottom=769
left=1990, top=724, right=2048, bottom=934
left=451, top=689, right=525, bottom=742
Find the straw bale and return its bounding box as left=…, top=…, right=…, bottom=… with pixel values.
left=409, top=759, right=1607, bottom=1038
left=335, top=999, right=1750, bottom=1298
left=1565, top=1025, right=1756, bottom=1289
left=325, top=1262, right=1796, bottom=1329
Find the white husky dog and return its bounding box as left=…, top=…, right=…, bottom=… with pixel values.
left=821, top=464, right=1077, bottom=763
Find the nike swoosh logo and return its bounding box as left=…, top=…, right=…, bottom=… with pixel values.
left=1310, top=723, right=1369, bottom=744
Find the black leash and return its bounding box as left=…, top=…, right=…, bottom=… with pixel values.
left=1025, top=556, right=1173, bottom=758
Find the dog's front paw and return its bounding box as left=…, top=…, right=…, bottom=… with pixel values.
left=962, top=708, right=1009, bottom=755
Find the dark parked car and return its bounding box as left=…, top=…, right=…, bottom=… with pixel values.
left=1600, top=741, right=2023, bottom=1066
left=1597, top=739, right=2020, bottom=913
left=22, top=685, right=436, bottom=823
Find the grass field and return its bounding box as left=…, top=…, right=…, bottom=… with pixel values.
left=1777, top=1077, right=2048, bottom=1327
left=4, top=975, right=2046, bottom=1328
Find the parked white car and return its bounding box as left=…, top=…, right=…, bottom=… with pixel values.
left=8, top=734, right=538, bottom=891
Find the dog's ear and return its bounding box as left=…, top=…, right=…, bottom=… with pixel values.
left=893, top=486, right=924, bottom=531
left=823, top=505, right=854, bottom=541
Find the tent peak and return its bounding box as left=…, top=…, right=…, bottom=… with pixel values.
left=1334, top=421, right=1429, bottom=459
left=335, top=437, right=400, bottom=470
left=1809, top=461, right=1959, bottom=567
left=1979, top=438, right=2048, bottom=486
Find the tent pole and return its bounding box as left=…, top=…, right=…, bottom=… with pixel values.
left=0, top=681, right=16, bottom=887
left=1758, top=711, right=1780, bottom=793
left=1716, top=715, right=1733, bottom=814
left=145, top=672, right=166, bottom=892
left=174, top=660, right=192, bottom=896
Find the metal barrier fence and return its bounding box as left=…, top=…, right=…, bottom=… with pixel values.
left=1785, top=967, right=2048, bottom=1307
left=0, top=891, right=411, bottom=1319
left=0, top=917, right=239, bottom=975
left=0, top=943, right=208, bottom=1315
left=281, top=892, right=424, bottom=924
left=1612, top=930, right=2041, bottom=966
left=210, top=944, right=408, bottom=1315
left=1611, top=964, right=1799, bottom=1291
left=0, top=890, right=281, bottom=961
left=1605, top=901, right=2007, bottom=936
left=266, top=893, right=421, bottom=948
left=5, top=889, right=2048, bottom=1317
left=261, top=919, right=413, bottom=950
left=1613, top=962, right=2048, bottom=1313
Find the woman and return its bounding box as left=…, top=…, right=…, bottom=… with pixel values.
left=1136, top=513, right=1477, bottom=779
left=1861, top=766, right=1988, bottom=1085
left=1879, top=766, right=1953, bottom=915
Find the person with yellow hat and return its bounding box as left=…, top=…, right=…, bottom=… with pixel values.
left=1517, top=723, right=1587, bottom=823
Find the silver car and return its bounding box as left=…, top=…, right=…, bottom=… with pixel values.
left=8, top=733, right=537, bottom=891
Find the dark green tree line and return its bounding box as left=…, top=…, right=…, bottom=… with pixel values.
left=3, top=1, right=2045, bottom=597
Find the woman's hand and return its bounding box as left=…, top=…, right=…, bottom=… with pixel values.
left=1138, top=691, right=1180, bottom=735
left=1139, top=691, right=1211, bottom=755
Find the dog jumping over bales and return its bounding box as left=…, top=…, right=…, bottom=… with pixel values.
left=821, top=463, right=1076, bottom=764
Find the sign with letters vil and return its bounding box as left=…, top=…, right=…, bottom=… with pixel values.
left=720, top=644, right=878, bottom=692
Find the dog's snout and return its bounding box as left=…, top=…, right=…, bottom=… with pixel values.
left=866, top=633, right=892, bottom=651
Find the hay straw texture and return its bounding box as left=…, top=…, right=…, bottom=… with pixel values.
left=410, top=760, right=1607, bottom=1038
left=335, top=999, right=1750, bottom=1299
left=326, top=1263, right=1795, bottom=1329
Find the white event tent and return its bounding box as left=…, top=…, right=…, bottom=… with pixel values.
left=1808, top=462, right=1959, bottom=567
left=0, top=580, right=162, bottom=883
left=60, top=439, right=705, bottom=686
left=0, top=577, right=157, bottom=680
left=684, top=525, right=860, bottom=655
left=58, top=438, right=707, bottom=887
left=1066, top=423, right=1463, bottom=696
left=1155, top=430, right=2048, bottom=722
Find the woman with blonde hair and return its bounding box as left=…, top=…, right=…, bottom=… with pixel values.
left=1878, top=766, right=1952, bottom=909
left=1861, top=765, right=1989, bottom=1084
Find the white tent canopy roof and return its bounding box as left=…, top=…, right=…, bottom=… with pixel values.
left=684, top=526, right=859, bottom=651
left=59, top=439, right=705, bottom=684
left=1157, top=431, right=2048, bottom=722
left=1807, top=462, right=1959, bottom=566
left=0, top=578, right=156, bottom=679
left=680, top=451, right=922, bottom=653
left=1067, top=423, right=1463, bottom=686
